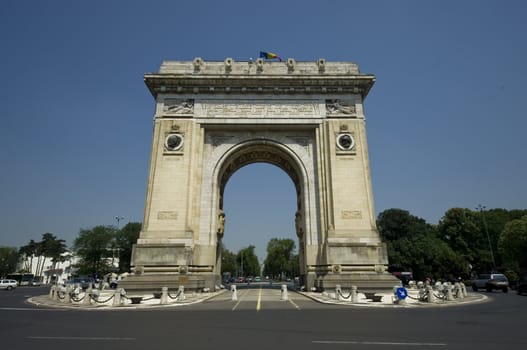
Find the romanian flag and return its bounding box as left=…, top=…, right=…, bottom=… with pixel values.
left=259, top=51, right=282, bottom=61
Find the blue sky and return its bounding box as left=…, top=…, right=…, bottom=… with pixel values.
left=1, top=0, right=526, bottom=262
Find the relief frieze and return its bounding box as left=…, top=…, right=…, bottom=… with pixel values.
left=201, top=100, right=317, bottom=118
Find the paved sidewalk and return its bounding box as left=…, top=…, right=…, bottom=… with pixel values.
left=27, top=289, right=227, bottom=310
left=299, top=290, right=488, bottom=307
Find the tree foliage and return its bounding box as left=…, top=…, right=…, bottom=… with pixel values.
left=378, top=208, right=467, bottom=280
left=220, top=245, right=237, bottom=275
left=498, top=216, right=527, bottom=274
left=116, top=222, right=141, bottom=273
left=0, top=246, right=19, bottom=278
left=18, top=233, right=67, bottom=278
left=263, top=238, right=297, bottom=279
left=73, top=225, right=117, bottom=276
left=237, top=245, right=260, bottom=277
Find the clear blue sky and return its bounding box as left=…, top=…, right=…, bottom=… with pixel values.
left=1, top=0, right=526, bottom=262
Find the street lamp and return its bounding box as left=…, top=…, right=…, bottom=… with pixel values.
left=475, top=204, right=496, bottom=270
left=115, top=216, right=125, bottom=229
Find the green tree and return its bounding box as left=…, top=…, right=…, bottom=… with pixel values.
left=19, top=239, right=38, bottom=272
left=73, top=225, right=117, bottom=276
left=116, top=222, right=141, bottom=272
left=39, top=233, right=68, bottom=278
left=220, top=245, right=237, bottom=276
left=0, top=246, right=19, bottom=278
left=263, top=238, right=296, bottom=279
left=378, top=208, right=467, bottom=281
left=237, top=246, right=260, bottom=277
left=498, top=216, right=527, bottom=275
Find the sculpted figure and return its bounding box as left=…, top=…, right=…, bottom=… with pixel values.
left=326, top=99, right=355, bottom=115
left=295, top=211, right=304, bottom=238
left=217, top=210, right=225, bottom=238
left=167, top=99, right=194, bottom=114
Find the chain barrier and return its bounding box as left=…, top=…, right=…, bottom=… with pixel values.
left=141, top=296, right=157, bottom=302
left=90, top=293, right=115, bottom=304
left=56, top=290, right=66, bottom=300
left=337, top=289, right=353, bottom=299
left=167, top=289, right=182, bottom=300
left=70, top=293, right=86, bottom=303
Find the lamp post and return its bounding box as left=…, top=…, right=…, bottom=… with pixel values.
left=475, top=204, right=496, bottom=270
left=115, top=216, right=124, bottom=229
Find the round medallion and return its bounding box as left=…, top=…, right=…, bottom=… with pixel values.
left=165, top=134, right=183, bottom=151
left=337, top=133, right=355, bottom=151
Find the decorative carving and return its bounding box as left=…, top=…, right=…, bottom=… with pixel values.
left=217, top=210, right=225, bottom=238
left=202, top=101, right=316, bottom=117
left=165, top=99, right=194, bottom=114
left=336, top=133, right=355, bottom=151
left=326, top=99, right=356, bottom=115
left=165, top=134, right=184, bottom=151
left=157, top=211, right=178, bottom=220
left=295, top=211, right=304, bottom=238
left=341, top=210, right=362, bottom=219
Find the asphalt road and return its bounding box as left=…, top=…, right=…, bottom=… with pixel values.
left=1, top=285, right=526, bottom=350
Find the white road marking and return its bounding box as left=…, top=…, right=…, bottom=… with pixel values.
left=312, top=340, right=447, bottom=346
left=27, top=336, right=135, bottom=341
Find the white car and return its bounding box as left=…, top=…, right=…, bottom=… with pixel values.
left=0, top=279, right=18, bottom=290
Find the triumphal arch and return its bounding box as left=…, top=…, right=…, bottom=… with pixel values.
left=121, top=57, right=396, bottom=292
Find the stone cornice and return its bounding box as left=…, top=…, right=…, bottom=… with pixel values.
left=144, top=58, right=375, bottom=99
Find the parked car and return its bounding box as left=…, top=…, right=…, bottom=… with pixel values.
left=30, top=279, right=42, bottom=286
left=517, top=273, right=527, bottom=295
left=70, top=277, right=96, bottom=291
left=472, top=273, right=509, bottom=292
left=235, top=276, right=246, bottom=283
left=0, top=279, right=18, bottom=290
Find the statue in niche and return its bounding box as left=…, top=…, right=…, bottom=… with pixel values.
left=326, top=99, right=355, bottom=115
left=295, top=211, right=304, bottom=238
left=217, top=210, right=226, bottom=238
left=166, top=99, right=194, bottom=114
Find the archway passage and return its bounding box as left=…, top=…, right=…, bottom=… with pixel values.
left=217, top=143, right=306, bottom=285
left=121, top=58, right=397, bottom=293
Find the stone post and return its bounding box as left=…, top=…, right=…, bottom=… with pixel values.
left=351, top=285, right=358, bottom=303
left=281, top=284, right=288, bottom=301
left=160, top=287, right=168, bottom=305
left=49, top=285, right=55, bottom=300
left=335, top=284, right=342, bottom=301
left=83, top=285, right=92, bottom=305
left=112, top=288, right=122, bottom=306
left=426, top=285, right=436, bottom=303
left=231, top=284, right=237, bottom=301
left=64, top=285, right=72, bottom=304
left=445, top=283, right=454, bottom=301
left=178, top=285, right=185, bottom=301
left=461, top=282, right=468, bottom=297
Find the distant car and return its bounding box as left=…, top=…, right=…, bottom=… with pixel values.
left=254, top=276, right=261, bottom=282
left=517, top=273, right=527, bottom=295
left=0, top=279, right=18, bottom=290
left=30, top=279, right=42, bottom=286
left=472, top=273, right=509, bottom=293
left=235, top=277, right=246, bottom=283
left=70, top=277, right=96, bottom=291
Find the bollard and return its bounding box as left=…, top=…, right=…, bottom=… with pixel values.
left=351, top=285, right=358, bottom=303
left=445, top=283, right=454, bottom=301
left=84, top=285, right=92, bottom=305
left=64, top=285, right=72, bottom=303
left=49, top=285, right=55, bottom=300
left=178, top=285, right=185, bottom=301
left=231, top=284, right=238, bottom=301
left=160, top=287, right=168, bottom=305
left=281, top=284, right=288, bottom=301
left=335, top=284, right=342, bottom=301
left=426, top=285, right=436, bottom=303
left=113, top=288, right=122, bottom=306
left=461, top=282, right=468, bottom=297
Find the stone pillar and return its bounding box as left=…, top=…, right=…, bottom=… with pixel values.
left=178, top=285, right=185, bottom=301
left=160, top=287, right=168, bottom=305
left=281, top=285, right=288, bottom=301
left=445, top=283, right=454, bottom=301
left=112, top=288, right=122, bottom=306
left=351, top=286, right=358, bottom=303
left=426, top=285, right=436, bottom=303
left=461, top=282, right=468, bottom=297
left=49, top=285, right=55, bottom=300
left=64, top=285, right=72, bottom=304
left=83, top=286, right=92, bottom=305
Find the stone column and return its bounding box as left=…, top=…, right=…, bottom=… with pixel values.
left=160, top=287, right=168, bottom=305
